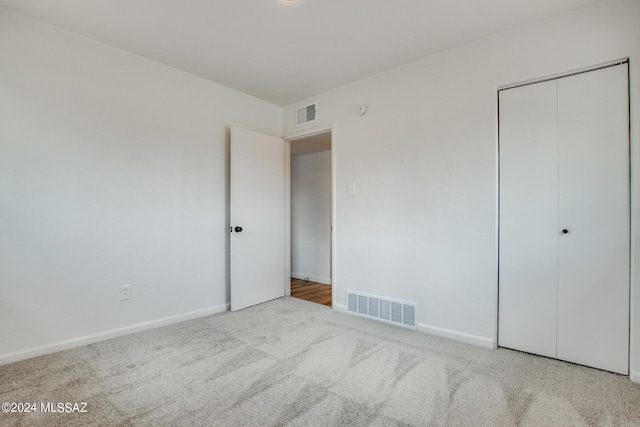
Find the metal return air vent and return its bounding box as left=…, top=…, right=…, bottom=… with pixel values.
left=347, top=291, right=416, bottom=329
left=296, top=102, right=317, bottom=126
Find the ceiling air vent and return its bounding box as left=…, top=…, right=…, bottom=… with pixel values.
left=296, top=102, right=317, bottom=126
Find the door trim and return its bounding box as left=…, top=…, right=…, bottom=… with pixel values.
left=498, top=58, right=628, bottom=92
left=283, top=124, right=336, bottom=307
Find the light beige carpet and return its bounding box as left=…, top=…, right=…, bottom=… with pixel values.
left=1, top=297, right=639, bottom=426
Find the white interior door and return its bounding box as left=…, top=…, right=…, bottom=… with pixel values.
left=498, top=80, right=559, bottom=358
left=498, top=63, right=630, bottom=375
left=556, top=64, right=629, bottom=374
left=230, top=127, right=286, bottom=311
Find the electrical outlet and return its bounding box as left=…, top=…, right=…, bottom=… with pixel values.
left=120, top=284, right=132, bottom=301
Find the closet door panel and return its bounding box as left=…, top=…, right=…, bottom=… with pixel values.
left=498, top=81, right=559, bottom=358
left=557, top=64, right=629, bottom=374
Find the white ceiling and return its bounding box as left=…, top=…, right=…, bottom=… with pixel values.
left=0, top=0, right=604, bottom=106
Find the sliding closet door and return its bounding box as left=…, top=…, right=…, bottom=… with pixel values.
left=498, top=80, right=559, bottom=358
left=556, top=64, right=629, bottom=374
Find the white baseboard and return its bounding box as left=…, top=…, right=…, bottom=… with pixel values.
left=417, top=323, right=496, bottom=349
left=0, top=304, right=229, bottom=366
left=291, top=272, right=331, bottom=285
left=335, top=304, right=493, bottom=349
left=333, top=303, right=347, bottom=313
left=631, top=371, right=640, bottom=384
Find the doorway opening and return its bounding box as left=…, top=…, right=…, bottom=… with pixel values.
left=288, top=130, right=332, bottom=306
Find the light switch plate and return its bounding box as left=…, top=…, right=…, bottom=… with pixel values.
left=120, top=284, right=132, bottom=301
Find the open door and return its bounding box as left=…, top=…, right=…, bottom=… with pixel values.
left=230, top=127, right=286, bottom=311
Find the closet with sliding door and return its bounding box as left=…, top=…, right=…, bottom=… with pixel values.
left=498, top=62, right=630, bottom=375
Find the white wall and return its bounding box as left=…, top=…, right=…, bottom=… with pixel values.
left=282, top=0, right=640, bottom=380
left=291, top=150, right=331, bottom=284
left=0, top=8, right=281, bottom=363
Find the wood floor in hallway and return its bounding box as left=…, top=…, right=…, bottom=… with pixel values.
left=291, top=278, right=332, bottom=307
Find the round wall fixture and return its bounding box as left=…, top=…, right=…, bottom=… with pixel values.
left=357, top=105, right=367, bottom=115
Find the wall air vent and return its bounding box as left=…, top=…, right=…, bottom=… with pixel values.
left=346, top=291, right=417, bottom=329
left=296, top=102, right=317, bottom=126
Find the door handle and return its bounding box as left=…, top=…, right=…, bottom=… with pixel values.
left=234, top=226, right=243, bottom=233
